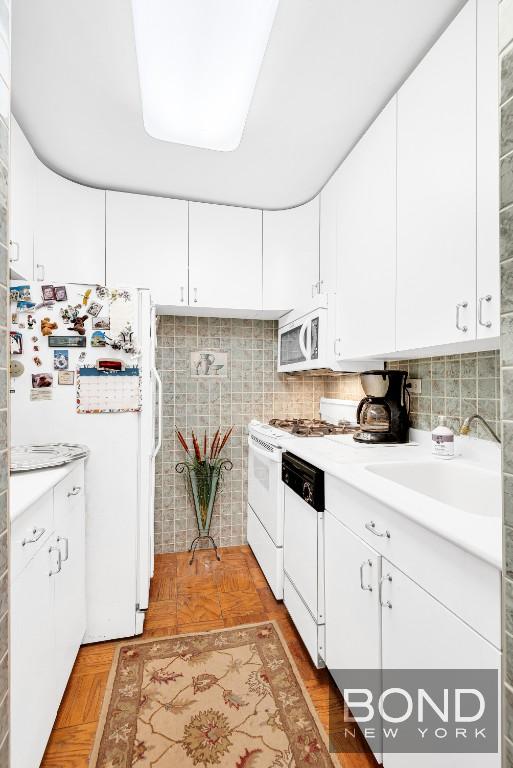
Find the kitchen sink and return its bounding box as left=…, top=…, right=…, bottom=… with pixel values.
left=365, top=461, right=501, bottom=517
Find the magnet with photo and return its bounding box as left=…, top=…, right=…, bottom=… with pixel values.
left=87, top=301, right=103, bottom=317
left=53, top=350, right=69, bottom=370
left=41, top=284, right=56, bottom=301
left=32, top=372, right=53, bottom=388
left=17, top=300, right=36, bottom=313
left=54, top=286, right=68, bottom=302
left=91, top=330, right=107, bottom=347
left=93, top=316, right=110, bottom=330
left=58, top=371, right=75, bottom=385
left=10, top=285, right=31, bottom=303
left=10, top=331, right=23, bottom=355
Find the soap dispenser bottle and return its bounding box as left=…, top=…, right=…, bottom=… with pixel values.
left=431, top=415, right=455, bottom=459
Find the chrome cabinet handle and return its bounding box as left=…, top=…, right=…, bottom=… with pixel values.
left=359, top=559, right=373, bottom=591
left=9, top=240, right=20, bottom=263
left=67, top=486, right=81, bottom=497
left=49, top=545, right=62, bottom=576
left=456, top=301, right=468, bottom=332
left=193, top=287, right=198, bottom=303
left=379, top=573, right=392, bottom=609
left=36, top=263, right=45, bottom=281
left=57, top=535, right=69, bottom=562
left=478, top=295, right=492, bottom=328
left=180, top=286, right=184, bottom=303
left=333, top=338, right=341, bottom=356
left=365, top=520, right=391, bottom=539
left=22, top=527, right=45, bottom=546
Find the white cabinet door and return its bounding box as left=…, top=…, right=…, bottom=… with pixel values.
left=189, top=202, right=262, bottom=311
left=476, top=0, right=500, bottom=339
left=53, top=470, right=86, bottom=702
left=319, top=171, right=341, bottom=295
left=396, top=0, right=476, bottom=351
left=9, top=119, right=35, bottom=279
left=263, top=197, right=320, bottom=312
left=325, top=513, right=382, bottom=761
left=336, top=98, right=397, bottom=359
left=106, top=191, right=188, bottom=306
left=325, top=512, right=381, bottom=671
left=35, top=161, right=106, bottom=285
left=381, top=559, right=500, bottom=768
left=11, top=540, right=57, bottom=768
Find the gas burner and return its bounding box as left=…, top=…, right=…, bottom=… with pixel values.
left=268, top=418, right=359, bottom=437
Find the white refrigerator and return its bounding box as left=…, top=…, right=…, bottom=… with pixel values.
left=10, top=282, right=160, bottom=642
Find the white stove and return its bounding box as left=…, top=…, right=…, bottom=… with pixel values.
left=246, top=399, right=358, bottom=600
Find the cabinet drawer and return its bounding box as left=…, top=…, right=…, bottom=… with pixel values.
left=11, top=491, right=53, bottom=578
left=325, top=474, right=501, bottom=648
left=283, top=576, right=325, bottom=668
left=54, top=461, right=85, bottom=515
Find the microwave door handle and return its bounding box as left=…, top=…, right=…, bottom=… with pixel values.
left=298, top=321, right=309, bottom=360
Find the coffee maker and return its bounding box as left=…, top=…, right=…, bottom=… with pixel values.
left=354, top=370, right=410, bottom=444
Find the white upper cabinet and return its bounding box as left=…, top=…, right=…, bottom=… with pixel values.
left=263, top=196, right=320, bottom=313
left=396, top=0, right=477, bottom=351
left=35, top=162, right=105, bottom=285
left=319, top=171, right=341, bottom=295
left=106, top=192, right=188, bottom=306
left=336, top=98, right=397, bottom=360
left=10, top=118, right=35, bottom=279
left=476, top=0, right=499, bottom=339
left=188, top=202, right=262, bottom=311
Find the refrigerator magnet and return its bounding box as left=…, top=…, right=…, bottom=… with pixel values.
left=91, top=331, right=107, bottom=347
left=93, top=316, right=110, bottom=330
left=32, top=372, right=53, bottom=388
left=58, top=371, right=74, bottom=385
left=41, top=285, right=56, bottom=301
left=53, top=350, right=69, bottom=370
left=10, top=331, right=23, bottom=355
left=54, top=286, right=68, bottom=302
left=33, top=356, right=42, bottom=367
left=10, top=285, right=31, bottom=303
left=87, top=301, right=103, bottom=317
left=30, top=389, right=52, bottom=401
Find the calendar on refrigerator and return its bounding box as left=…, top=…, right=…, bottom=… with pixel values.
left=76, top=366, right=142, bottom=413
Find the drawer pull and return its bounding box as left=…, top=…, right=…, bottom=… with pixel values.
left=48, top=546, right=62, bottom=576
left=365, top=520, right=391, bottom=539
left=22, top=527, right=46, bottom=546
left=67, top=486, right=81, bottom=497
left=379, top=573, right=392, bottom=609
left=359, top=559, right=373, bottom=591
left=57, top=535, right=69, bottom=561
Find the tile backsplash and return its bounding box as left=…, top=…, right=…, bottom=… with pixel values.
left=388, top=351, right=501, bottom=439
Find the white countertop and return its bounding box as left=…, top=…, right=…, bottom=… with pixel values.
left=10, top=461, right=79, bottom=522
left=277, top=430, right=502, bottom=570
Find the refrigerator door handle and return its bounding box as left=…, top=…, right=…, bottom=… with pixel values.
left=152, top=367, right=163, bottom=460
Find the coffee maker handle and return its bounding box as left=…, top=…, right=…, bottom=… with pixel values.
left=356, top=397, right=371, bottom=425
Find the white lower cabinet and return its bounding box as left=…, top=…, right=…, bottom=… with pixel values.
left=381, top=560, right=500, bottom=768
left=11, top=463, right=86, bottom=768
left=324, top=496, right=500, bottom=767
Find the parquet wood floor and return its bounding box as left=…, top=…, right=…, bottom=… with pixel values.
left=40, top=545, right=377, bottom=767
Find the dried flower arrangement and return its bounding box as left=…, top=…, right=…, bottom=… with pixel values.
left=175, top=427, right=234, bottom=562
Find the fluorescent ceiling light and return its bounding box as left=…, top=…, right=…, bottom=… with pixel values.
left=131, top=0, right=280, bottom=152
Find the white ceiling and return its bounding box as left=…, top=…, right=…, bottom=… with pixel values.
left=12, top=0, right=466, bottom=210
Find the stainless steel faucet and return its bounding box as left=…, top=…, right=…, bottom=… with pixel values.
left=459, top=414, right=501, bottom=443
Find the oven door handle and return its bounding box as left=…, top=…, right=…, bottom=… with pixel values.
left=247, top=436, right=282, bottom=463
left=298, top=320, right=310, bottom=360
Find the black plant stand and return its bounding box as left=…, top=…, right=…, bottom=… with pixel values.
left=189, top=534, right=221, bottom=565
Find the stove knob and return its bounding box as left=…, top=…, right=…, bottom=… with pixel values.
left=303, top=481, right=313, bottom=504
left=284, top=471, right=289, bottom=484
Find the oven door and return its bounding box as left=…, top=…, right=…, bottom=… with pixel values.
left=277, top=313, right=323, bottom=372
left=247, top=435, right=284, bottom=546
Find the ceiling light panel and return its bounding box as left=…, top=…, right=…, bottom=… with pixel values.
left=131, top=0, right=279, bottom=152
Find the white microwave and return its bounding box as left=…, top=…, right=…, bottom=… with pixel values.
left=277, top=294, right=381, bottom=373
left=278, top=296, right=331, bottom=373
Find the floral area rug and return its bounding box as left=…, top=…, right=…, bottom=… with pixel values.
left=90, top=621, right=335, bottom=767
